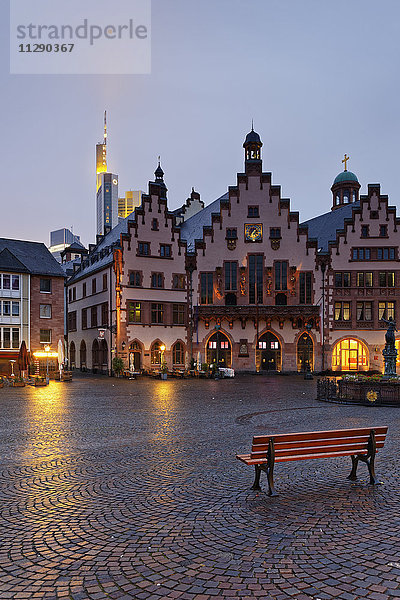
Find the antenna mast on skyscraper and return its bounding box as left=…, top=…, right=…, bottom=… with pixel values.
left=104, top=110, right=107, bottom=145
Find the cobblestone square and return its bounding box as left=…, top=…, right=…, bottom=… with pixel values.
left=0, top=375, right=399, bottom=600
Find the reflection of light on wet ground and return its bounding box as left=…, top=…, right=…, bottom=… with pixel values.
left=151, top=382, right=177, bottom=442
left=21, top=381, right=70, bottom=461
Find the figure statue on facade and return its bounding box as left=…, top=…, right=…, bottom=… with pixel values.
left=382, top=316, right=398, bottom=378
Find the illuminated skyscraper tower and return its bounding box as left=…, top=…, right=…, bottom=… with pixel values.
left=96, top=111, right=119, bottom=235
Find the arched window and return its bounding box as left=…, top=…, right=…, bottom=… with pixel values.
left=80, top=340, right=86, bottom=368
left=70, top=341, right=76, bottom=366
left=100, top=340, right=108, bottom=367
left=92, top=339, right=99, bottom=367
left=332, top=338, right=368, bottom=371
left=206, top=331, right=232, bottom=367
left=129, top=341, right=141, bottom=351
left=258, top=332, right=281, bottom=371
left=297, top=333, right=314, bottom=372
left=173, top=342, right=185, bottom=365
left=151, top=342, right=163, bottom=365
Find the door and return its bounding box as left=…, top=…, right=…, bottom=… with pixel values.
left=258, top=332, right=281, bottom=371
left=129, top=352, right=141, bottom=372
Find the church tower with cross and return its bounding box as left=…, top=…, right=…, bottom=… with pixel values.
left=331, top=153, right=361, bottom=210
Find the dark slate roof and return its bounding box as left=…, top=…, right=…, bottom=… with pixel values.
left=302, top=201, right=360, bottom=252
left=179, top=192, right=229, bottom=251
left=0, top=238, right=65, bottom=277
left=244, top=129, right=262, bottom=145
left=0, top=248, right=29, bottom=273
left=68, top=215, right=134, bottom=283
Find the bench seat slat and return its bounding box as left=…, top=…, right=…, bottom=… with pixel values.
left=253, top=426, right=387, bottom=445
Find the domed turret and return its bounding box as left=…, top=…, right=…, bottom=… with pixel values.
left=331, top=154, right=360, bottom=210
left=243, top=123, right=263, bottom=174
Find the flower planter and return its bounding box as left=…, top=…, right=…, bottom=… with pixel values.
left=13, top=381, right=25, bottom=387
left=34, top=380, right=47, bottom=387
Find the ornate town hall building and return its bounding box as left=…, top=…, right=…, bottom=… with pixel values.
left=66, top=129, right=400, bottom=374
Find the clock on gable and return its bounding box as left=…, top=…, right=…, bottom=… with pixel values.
left=244, top=223, right=263, bottom=242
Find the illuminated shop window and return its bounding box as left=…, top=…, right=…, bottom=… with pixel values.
left=332, top=338, right=368, bottom=371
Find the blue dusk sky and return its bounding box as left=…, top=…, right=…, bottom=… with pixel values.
left=1, top=0, right=400, bottom=247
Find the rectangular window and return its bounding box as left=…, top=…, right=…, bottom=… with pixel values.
left=2, top=275, right=10, bottom=290
left=160, top=244, right=171, bottom=258
left=361, top=225, right=369, bottom=238
left=151, top=273, right=164, bottom=288
left=128, top=302, right=142, bottom=323
left=356, top=302, right=373, bottom=321
left=248, top=206, right=259, bottom=218
left=224, top=262, right=237, bottom=291
left=377, top=247, right=395, bottom=260
left=40, top=278, right=51, bottom=293
left=379, top=272, right=395, bottom=287
left=172, top=304, right=185, bottom=325
left=151, top=219, right=159, bottom=231
left=380, top=225, right=388, bottom=237
left=129, top=271, right=142, bottom=287
left=249, top=255, right=263, bottom=304
left=299, top=272, right=312, bottom=304
left=352, top=248, right=371, bottom=260
left=357, top=272, right=373, bottom=287
left=12, top=328, right=19, bottom=349
left=91, top=306, right=98, bottom=328
left=40, top=304, right=52, bottom=319
left=335, top=272, right=350, bottom=287
left=274, top=261, right=287, bottom=291
left=103, top=274, right=108, bottom=290
left=379, top=302, right=395, bottom=321
left=12, top=302, right=19, bottom=317
left=92, top=278, right=97, bottom=295
left=101, top=303, right=108, bottom=326
left=200, top=273, right=213, bottom=305
left=82, top=282, right=86, bottom=298
left=82, top=308, right=87, bottom=329
left=172, top=274, right=186, bottom=289
left=68, top=311, right=77, bottom=331
left=226, top=228, right=237, bottom=239
left=40, top=329, right=52, bottom=343
left=334, top=301, right=351, bottom=321
left=138, top=242, right=150, bottom=256
left=151, top=303, right=164, bottom=324
left=269, top=228, right=281, bottom=239
left=12, top=275, right=19, bottom=291
left=2, top=301, right=10, bottom=316
left=3, top=328, right=10, bottom=348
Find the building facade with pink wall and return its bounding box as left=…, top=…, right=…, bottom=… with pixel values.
left=66, top=129, right=400, bottom=375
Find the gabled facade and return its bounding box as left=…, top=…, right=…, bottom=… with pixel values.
left=66, top=128, right=400, bottom=376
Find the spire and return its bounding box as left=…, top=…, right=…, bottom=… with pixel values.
left=104, top=110, right=107, bottom=145
left=155, top=156, right=164, bottom=180
left=251, top=118, right=254, bottom=131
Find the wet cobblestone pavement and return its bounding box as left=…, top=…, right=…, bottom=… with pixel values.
left=0, top=374, right=399, bottom=600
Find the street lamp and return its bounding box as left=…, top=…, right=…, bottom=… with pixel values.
left=160, top=344, right=166, bottom=365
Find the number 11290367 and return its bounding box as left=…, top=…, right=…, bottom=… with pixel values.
left=18, top=44, right=74, bottom=52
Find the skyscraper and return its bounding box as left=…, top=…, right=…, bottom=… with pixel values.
left=96, top=112, right=118, bottom=235
left=118, top=190, right=142, bottom=219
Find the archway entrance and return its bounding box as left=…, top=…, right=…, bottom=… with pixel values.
left=332, top=338, right=369, bottom=371
left=129, top=341, right=142, bottom=372
left=206, top=331, right=232, bottom=367
left=258, top=332, right=281, bottom=371
left=297, top=333, right=314, bottom=372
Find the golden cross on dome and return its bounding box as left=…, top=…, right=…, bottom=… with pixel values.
left=342, top=153, right=349, bottom=171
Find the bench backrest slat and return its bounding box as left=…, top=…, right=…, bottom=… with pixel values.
left=252, top=427, right=387, bottom=445
left=250, top=427, right=387, bottom=459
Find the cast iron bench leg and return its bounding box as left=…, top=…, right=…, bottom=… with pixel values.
left=348, top=455, right=359, bottom=481
left=252, top=465, right=262, bottom=490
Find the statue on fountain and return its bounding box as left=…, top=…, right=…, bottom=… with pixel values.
left=382, top=316, right=398, bottom=378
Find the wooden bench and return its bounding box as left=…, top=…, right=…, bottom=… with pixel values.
left=236, top=426, right=388, bottom=496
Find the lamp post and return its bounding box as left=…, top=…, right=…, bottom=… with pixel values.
left=10, top=360, right=16, bottom=378
left=160, top=345, right=166, bottom=379
left=304, top=323, right=313, bottom=380
left=44, top=344, right=51, bottom=383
